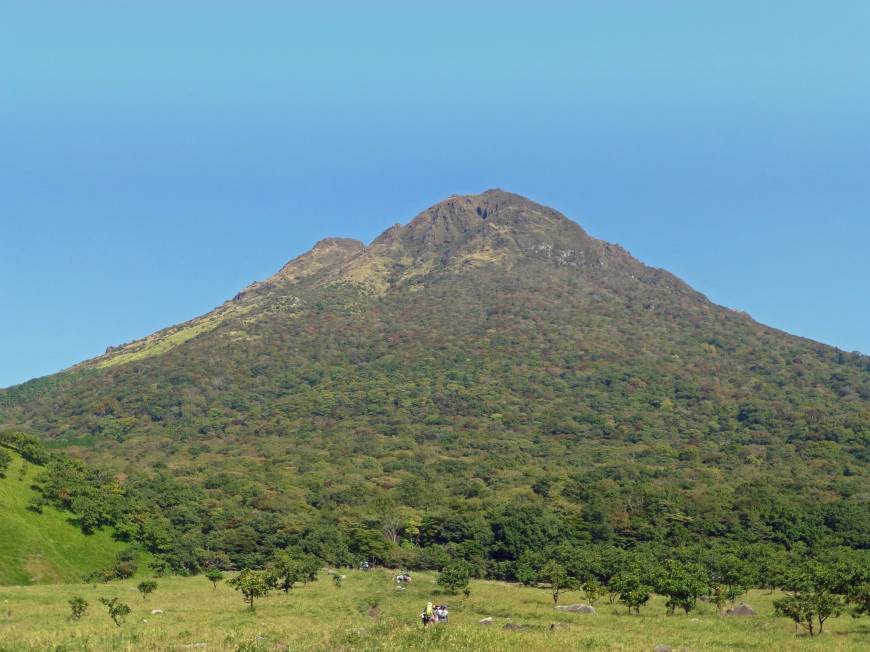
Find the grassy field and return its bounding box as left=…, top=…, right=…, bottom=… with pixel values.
left=0, top=451, right=125, bottom=585
left=1, top=569, right=868, bottom=651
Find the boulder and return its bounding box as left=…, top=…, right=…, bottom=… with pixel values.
left=478, top=617, right=494, bottom=625
left=503, top=623, right=527, bottom=631
left=725, top=602, right=757, bottom=616
left=151, top=609, right=164, bottom=615
left=652, top=645, right=671, bottom=652
left=555, top=603, right=596, bottom=614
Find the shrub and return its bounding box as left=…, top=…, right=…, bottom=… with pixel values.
left=98, top=597, right=131, bottom=626
left=68, top=596, right=88, bottom=620
left=228, top=569, right=271, bottom=611
left=205, top=568, right=225, bottom=590
left=137, top=580, right=158, bottom=600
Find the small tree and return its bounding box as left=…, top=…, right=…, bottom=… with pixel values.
left=299, top=555, right=321, bottom=583
left=775, top=593, right=843, bottom=637
left=540, top=560, right=573, bottom=605
left=268, top=552, right=306, bottom=594
left=656, top=561, right=708, bottom=615
left=68, top=596, right=88, bottom=620
left=848, top=583, right=870, bottom=617
left=333, top=574, right=343, bottom=589
left=582, top=578, right=604, bottom=606
left=708, top=552, right=751, bottom=608
left=205, top=568, right=225, bottom=590
left=228, top=569, right=271, bottom=611
left=612, top=571, right=652, bottom=615
left=98, top=597, right=131, bottom=626
left=137, top=580, right=158, bottom=600
left=774, top=562, right=846, bottom=637
left=437, top=560, right=472, bottom=594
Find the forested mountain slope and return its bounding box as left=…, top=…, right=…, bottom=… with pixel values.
left=1, top=190, right=868, bottom=573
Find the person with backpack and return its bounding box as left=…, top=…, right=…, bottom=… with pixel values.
left=422, top=601, right=434, bottom=626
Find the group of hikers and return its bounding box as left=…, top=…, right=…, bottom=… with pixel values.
left=421, top=601, right=449, bottom=625
left=364, top=565, right=450, bottom=626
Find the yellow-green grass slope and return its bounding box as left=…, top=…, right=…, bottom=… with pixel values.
left=0, top=569, right=867, bottom=651
left=0, top=451, right=125, bottom=585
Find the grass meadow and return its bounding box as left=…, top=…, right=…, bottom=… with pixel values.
left=1, top=569, right=868, bottom=651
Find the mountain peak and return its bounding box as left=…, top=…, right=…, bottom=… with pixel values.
left=360, top=189, right=600, bottom=278
left=70, top=190, right=690, bottom=370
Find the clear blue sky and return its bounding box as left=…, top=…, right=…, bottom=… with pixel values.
left=2, top=1, right=869, bottom=388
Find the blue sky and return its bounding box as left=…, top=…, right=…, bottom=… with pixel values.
left=1, top=1, right=868, bottom=387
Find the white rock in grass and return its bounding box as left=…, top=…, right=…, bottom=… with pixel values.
left=555, top=603, right=596, bottom=614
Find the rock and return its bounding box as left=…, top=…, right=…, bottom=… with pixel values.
left=503, top=623, right=527, bottom=631
left=555, top=603, right=596, bottom=614
left=725, top=602, right=757, bottom=616
left=549, top=622, right=568, bottom=631
left=151, top=609, right=164, bottom=615
left=653, top=646, right=672, bottom=652
left=478, top=617, right=494, bottom=625
left=699, top=595, right=710, bottom=602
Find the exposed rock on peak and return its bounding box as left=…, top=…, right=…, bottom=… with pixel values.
left=355, top=190, right=602, bottom=284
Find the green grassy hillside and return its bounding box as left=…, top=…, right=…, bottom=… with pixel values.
left=0, top=450, right=124, bottom=585
left=0, top=569, right=867, bottom=651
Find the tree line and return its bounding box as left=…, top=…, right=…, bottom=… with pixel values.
left=3, top=428, right=869, bottom=639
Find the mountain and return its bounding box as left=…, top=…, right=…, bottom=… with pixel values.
left=1, top=189, right=868, bottom=573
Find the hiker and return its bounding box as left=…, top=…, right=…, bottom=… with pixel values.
left=436, top=604, right=448, bottom=623
left=422, top=601, right=434, bottom=626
